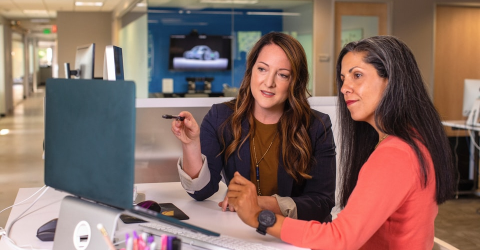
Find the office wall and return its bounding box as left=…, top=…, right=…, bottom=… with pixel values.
left=12, top=37, right=24, bottom=83
left=49, top=0, right=478, bottom=98
left=57, top=12, right=112, bottom=79
left=434, top=5, right=480, bottom=127
left=313, top=0, right=334, bottom=96
left=311, top=0, right=430, bottom=96
left=283, top=4, right=314, bottom=94
left=0, top=24, right=5, bottom=116
left=0, top=16, right=13, bottom=116
left=141, top=0, right=444, bottom=97
left=120, top=12, right=149, bottom=98
left=311, top=0, right=480, bottom=98
left=390, top=0, right=434, bottom=96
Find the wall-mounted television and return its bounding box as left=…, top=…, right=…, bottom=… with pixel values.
left=168, top=34, right=232, bottom=71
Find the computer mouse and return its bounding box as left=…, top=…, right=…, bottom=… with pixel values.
left=36, top=218, right=58, bottom=241
left=137, top=200, right=161, bottom=213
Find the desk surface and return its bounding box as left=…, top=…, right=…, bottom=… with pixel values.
left=0, top=183, right=304, bottom=250
left=442, top=120, right=480, bottom=131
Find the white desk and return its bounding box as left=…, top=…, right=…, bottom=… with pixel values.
left=0, top=183, right=304, bottom=250
left=442, top=120, right=480, bottom=132
left=442, top=120, right=480, bottom=194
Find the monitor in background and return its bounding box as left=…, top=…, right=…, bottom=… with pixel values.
left=64, top=43, right=95, bottom=79
left=169, top=34, right=232, bottom=71
left=463, top=79, right=480, bottom=125
left=103, top=45, right=124, bottom=81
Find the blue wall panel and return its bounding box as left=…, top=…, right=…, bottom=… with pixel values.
left=148, top=8, right=282, bottom=94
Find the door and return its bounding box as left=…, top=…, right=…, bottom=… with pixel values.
left=334, top=2, right=388, bottom=94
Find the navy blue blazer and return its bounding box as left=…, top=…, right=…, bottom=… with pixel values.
left=190, top=103, right=336, bottom=222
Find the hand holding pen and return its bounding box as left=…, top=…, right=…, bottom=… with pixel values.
left=166, top=111, right=203, bottom=180
left=167, top=111, right=200, bottom=145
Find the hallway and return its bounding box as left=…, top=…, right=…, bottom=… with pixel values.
left=0, top=88, right=45, bottom=229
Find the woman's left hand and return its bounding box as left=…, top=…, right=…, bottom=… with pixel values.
left=218, top=195, right=236, bottom=212
left=227, top=172, right=262, bottom=228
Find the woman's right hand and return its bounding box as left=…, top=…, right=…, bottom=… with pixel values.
left=171, top=111, right=200, bottom=144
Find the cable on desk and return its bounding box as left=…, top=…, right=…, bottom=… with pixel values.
left=463, top=119, right=480, bottom=150
left=467, top=129, right=480, bottom=151
left=6, top=186, right=50, bottom=236
left=0, top=186, right=51, bottom=250
left=0, top=185, right=47, bottom=215
left=0, top=228, right=50, bottom=250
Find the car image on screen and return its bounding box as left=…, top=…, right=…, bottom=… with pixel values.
left=183, top=45, right=220, bottom=60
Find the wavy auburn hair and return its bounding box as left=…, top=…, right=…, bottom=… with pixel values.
left=219, top=32, right=315, bottom=181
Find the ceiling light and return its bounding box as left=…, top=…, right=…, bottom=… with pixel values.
left=23, top=10, right=48, bottom=14
left=247, top=11, right=300, bottom=16
left=0, top=129, right=10, bottom=135
left=75, top=2, right=103, bottom=7
left=200, top=0, right=258, bottom=4
left=137, top=3, right=147, bottom=7
left=31, top=18, right=50, bottom=23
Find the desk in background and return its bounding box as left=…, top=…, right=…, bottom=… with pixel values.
left=0, top=183, right=304, bottom=250
left=442, top=120, right=480, bottom=195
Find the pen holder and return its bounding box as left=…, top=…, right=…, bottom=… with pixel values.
left=123, top=231, right=181, bottom=250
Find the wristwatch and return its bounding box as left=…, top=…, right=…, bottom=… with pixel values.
left=256, top=210, right=276, bottom=235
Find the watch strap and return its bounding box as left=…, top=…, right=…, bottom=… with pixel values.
left=256, top=224, right=268, bottom=235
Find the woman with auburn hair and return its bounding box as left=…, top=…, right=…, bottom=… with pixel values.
left=227, top=35, right=456, bottom=249
left=170, top=32, right=336, bottom=222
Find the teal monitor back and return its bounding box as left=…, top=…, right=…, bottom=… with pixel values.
left=44, top=79, right=136, bottom=209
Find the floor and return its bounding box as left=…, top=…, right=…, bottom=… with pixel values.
left=1, top=87, right=480, bottom=249
left=435, top=194, right=480, bottom=249
left=0, top=86, right=45, bottom=231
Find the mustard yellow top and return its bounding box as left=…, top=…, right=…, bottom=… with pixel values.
left=249, top=118, right=280, bottom=196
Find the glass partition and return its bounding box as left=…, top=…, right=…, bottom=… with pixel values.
left=146, top=0, right=313, bottom=97
left=341, top=16, right=379, bottom=47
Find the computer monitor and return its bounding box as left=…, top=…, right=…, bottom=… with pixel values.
left=463, top=79, right=480, bottom=125
left=103, top=45, right=124, bottom=81
left=45, top=79, right=220, bottom=242
left=45, top=79, right=136, bottom=209
left=65, top=43, right=95, bottom=79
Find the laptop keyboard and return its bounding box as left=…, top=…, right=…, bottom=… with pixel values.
left=139, top=222, right=281, bottom=250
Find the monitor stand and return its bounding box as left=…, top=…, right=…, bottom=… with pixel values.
left=467, top=98, right=480, bottom=126
left=53, top=196, right=122, bottom=250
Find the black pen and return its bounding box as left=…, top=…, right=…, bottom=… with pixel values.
left=162, top=114, right=185, bottom=121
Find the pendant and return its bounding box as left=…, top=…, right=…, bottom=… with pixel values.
left=255, top=164, right=261, bottom=196
left=256, top=179, right=261, bottom=196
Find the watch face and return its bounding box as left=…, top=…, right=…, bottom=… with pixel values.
left=258, top=210, right=276, bottom=227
